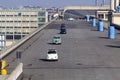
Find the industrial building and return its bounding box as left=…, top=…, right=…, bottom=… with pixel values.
left=0, top=6, right=48, bottom=49
left=96, top=0, right=120, bottom=28
left=0, top=6, right=48, bottom=48
left=0, top=6, right=48, bottom=40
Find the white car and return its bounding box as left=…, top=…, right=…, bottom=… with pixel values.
left=67, top=18, right=75, bottom=21
left=46, top=49, right=58, bottom=61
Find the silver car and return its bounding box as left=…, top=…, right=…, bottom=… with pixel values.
left=52, top=35, right=61, bottom=44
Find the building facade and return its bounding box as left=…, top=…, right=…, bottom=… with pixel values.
left=0, top=7, right=48, bottom=41
left=96, top=11, right=109, bottom=21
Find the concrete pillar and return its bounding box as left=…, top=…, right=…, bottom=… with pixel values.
left=108, top=26, right=115, bottom=39
left=117, top=6, right=120, bottom=12
left=115, top=0, right=119, bottom=10
left=86, top=15, right=90, bottom=22
left=98, top=21, right=104, bottom=31
left=92, top=18, right=96, bottom=27
left=110, top=0, right=115, bottom=11
left=103, top=13, right=106, bottom=20
left=45, top=11, right=48, bottom=23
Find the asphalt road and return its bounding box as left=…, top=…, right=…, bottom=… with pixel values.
left=4, top=20, right=120, bottom=80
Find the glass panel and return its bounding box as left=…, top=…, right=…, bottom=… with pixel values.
left=18, top=13, right=22, bottom=16
left=38, top=12, right=45, bottom=16
left=38, top=24, right=44, bottom=27
left=38, top=18, right=45, bottom=22
left=6, top=35, right=13, bottom=39
left=98, top=14, right=104, bottom=19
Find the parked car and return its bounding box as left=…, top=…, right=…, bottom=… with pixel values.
left=67, top=18, right=75, bottom=21
left=52, top=35, right=61, bottom=44
left=46, top=49, right=58, bottom=61
left=60, top=23, right=67, bottom=34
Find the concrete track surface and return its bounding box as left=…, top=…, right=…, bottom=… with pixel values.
left=4, top=20, right=120, bottom=80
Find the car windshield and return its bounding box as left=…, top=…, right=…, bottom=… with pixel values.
left=54, top=36, right=60, bottom=39
left=48, top=50, right=57, bottom=54
left=61, top=24, right=66, bottom=29
left=61, top=25, right=66, bottom=29
left=61, top=23, right=65, bottom=26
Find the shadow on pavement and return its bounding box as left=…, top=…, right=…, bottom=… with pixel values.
left=106, top=45, right=120, bottom=48
left=47, top=42, right=53, bottom=45
left=39, top=59, right=58, bottom=62
left=117, top=33, right=120, bottom=34
left=91, top=29, right=98, bottom=31
left=99, top=37, right=108, bottom=39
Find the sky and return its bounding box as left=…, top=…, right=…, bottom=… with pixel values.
left=0, top=0, right=110, bottom=8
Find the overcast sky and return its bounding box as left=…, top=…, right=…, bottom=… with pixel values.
left=0, top=0, right=110, bottom=8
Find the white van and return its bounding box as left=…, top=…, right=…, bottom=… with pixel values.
left=46, top=49, right=58, bottom=61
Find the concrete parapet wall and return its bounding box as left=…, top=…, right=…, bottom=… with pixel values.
left=5, top=63, right=23, bottom=80
left=0, top=18, right=57, bottom=59
left=0, top=75, right=8, bottom=80
left=111, top=23, right=120, bottom=30
left=111, top=13, right=120, bottom=26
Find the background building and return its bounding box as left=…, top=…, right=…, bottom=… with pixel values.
left=0, top=6, right=48, bottom=47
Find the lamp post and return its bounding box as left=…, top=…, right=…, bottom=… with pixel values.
left=95, top=0, right=98, bottom=6
left=102, top=0, right=105, bottom=6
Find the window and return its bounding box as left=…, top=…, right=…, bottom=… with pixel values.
left=6, top=15, right=13, bottom=17
left=14, top=35, right=21, bottom=39
left=98, top=14, right=104, bottom=19
left=31, top=15, right=37, bottom=17
left=30, top=21, right=37, bottom=22
left=38, top=12, right=45, bottom=16
left=2, top=21, right=5, bottom=22
left=38, top=24, right=44, bottom=27
left=18, top=13, right=21, bottom=16
left=38, top=18, right=45, bottom=22
left=22, top=15, right=29, bottom=17
left=1, top=15, right=5, bottom=17
left=54, top=37, right=60, bottom=39
left=23, top=26, right=29, bottom=28
left=48, top=50, right=57, bottom=54
left=6, top=35, right=13, bottom=39
left=105, top=14, right=108, bottom=19
left=14, top=15, right=18, bottom=16
left=31, top=26, right=37, bottom=28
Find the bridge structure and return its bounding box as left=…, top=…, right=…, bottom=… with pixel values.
left=59, top=5, right=110, bottom=17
